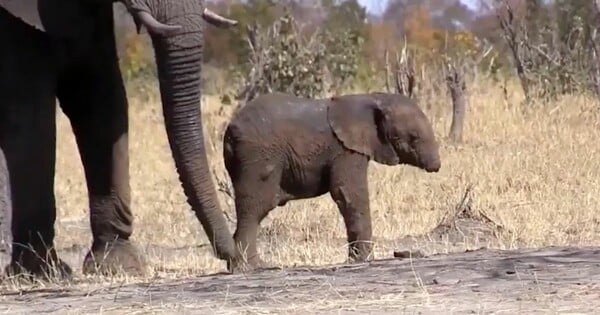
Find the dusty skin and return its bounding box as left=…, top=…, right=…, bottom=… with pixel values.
left=1, top=246, right=599, bottom=314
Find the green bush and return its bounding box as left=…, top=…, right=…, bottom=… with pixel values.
left=235, top=12, right=367, bottom=103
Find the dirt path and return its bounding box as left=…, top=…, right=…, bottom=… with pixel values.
left=1, top=246, right=599, bottom=314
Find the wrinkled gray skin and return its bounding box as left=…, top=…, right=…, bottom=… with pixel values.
left=0, top=0, right=238, bottom=279
left=0, top=148, right=11, bottom=255
left=223, top=92, right=441, bottom=271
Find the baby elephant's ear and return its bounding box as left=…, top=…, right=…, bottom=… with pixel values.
left=327, top=95, right=397, bottom=164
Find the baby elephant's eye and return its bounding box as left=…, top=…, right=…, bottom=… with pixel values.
left=391, top=135, right=402, bottom=142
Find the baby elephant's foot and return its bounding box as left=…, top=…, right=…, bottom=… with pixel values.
left=227, top=255, right=269, bottom=274
left=82, top=239, right=147, bottom=276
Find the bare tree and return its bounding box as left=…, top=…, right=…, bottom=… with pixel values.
left=235, top=23, right=268, bottom=108
left=496, top=0, right=597, bottom=101
left=445, top=62, right=467, bottom=143
left=384, top=39, right=416, bottom=98
left=496, top=0, right=531, bottom=102
left=588, top=0, right=600, bottom=102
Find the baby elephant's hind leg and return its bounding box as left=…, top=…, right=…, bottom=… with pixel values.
left=229, top=162, right=281, bottom=272
left=329, top=154, right=374, bottom=263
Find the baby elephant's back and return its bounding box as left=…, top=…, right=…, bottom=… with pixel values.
left=227, top=93, right=331, bottom=142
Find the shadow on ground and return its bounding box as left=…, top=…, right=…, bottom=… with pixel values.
left=1, top=246, right=600, bottom=314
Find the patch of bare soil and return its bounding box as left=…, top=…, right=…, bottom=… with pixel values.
left=2, top=191, right=599, bottom=314
left=0, top=246, right=599, bottom=314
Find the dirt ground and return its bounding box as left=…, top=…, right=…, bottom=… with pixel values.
left=2, top=205, right=599, bottom=314
left=0, top=245, right=599, bottom=314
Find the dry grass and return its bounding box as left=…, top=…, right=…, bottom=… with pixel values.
left=2, top=77, right=600, bottom=313
left=8, top=77, right=600, bottom=286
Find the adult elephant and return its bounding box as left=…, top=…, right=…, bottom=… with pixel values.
left=0, top=0, right=238, bottom=278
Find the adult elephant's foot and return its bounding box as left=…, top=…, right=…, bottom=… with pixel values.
left=227, top=255, right=269, bottom=274
left=82, top=239, right=147, bottom=276
left=347, top=243, right=374, bottom=264
left=4, top=248, right=72, bottom=281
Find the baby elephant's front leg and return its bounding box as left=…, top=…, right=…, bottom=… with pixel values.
left=329, top=153, right=373, bottom=262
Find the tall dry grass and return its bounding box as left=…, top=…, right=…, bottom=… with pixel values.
left=49, top=76, right=600, bottom=279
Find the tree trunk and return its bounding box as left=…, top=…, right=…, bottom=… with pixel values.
left=446, top=66, right=466, bottom=143
left=589, top=0, right=600, bottom=103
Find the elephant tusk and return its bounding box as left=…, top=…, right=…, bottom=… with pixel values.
left=202, top=8, right=238, bottom=28
left=134, top=11, right=182, bottom=37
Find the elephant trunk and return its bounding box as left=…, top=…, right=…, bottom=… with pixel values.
left=148, top=34, right=236, bottom=261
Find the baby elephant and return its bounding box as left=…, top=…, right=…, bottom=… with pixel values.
left=223, top=92, right=441, bottom=271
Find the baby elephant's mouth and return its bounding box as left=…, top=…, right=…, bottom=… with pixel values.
left=394, top=143, right=440, bottom=172
left=422, top=158, right=442, bottom=173
left=424, top=163, right=440, bottom=172
left=412, top=143, right=440, bottom=173
left=416, top=153, right=440, bottom=172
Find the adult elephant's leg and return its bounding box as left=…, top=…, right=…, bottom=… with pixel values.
left=57, top=61, right=145, bottom=276
left=0, top=101, right=68, bottom=279
left=0, top=146, right=11, bottom=255
left=55, top=4, right=144, bottom=276
left=0, top=6, right=70, bottom=279
left=1, top=102, right=72, bottom=280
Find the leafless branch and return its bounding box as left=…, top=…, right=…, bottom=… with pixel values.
left=496, top=0, right=531, bottom=102
left=445, top=62, right=467, bottom=142
left=588, top=1, right=600, bottom=101
left=385, top=38, right=416, bottom=98
left=384, top=49, right=391, bottom=93
left=235, top=23, right=271, bottom=108
left=211, top=169, right=236, bottom=224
